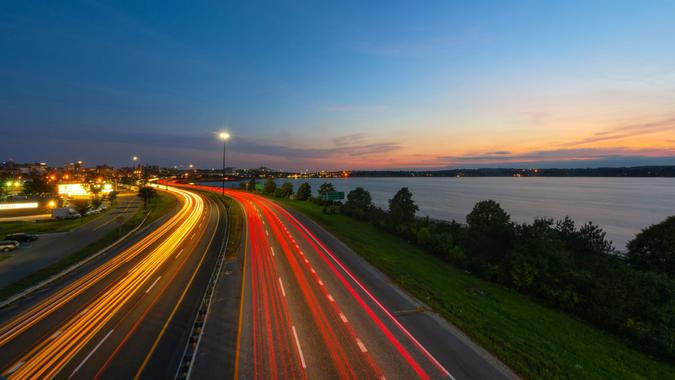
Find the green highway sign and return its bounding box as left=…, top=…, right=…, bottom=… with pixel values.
left=322, top=191, right=345, bottom=201
left=255, top=183, right=263, bottom=191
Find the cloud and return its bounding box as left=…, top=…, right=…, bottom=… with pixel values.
left=317, top=104, right=390, bottom=113
left=350, top=28, right=489, bottom=58
left=559, top=117, right=675, bottom=147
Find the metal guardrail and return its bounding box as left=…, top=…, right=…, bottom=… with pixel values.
left=175, top=199, right=231, bottom=380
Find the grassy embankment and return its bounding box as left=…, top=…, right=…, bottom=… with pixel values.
left=276, top=198, right=675, bottom=380
left=222, top=196, right=244, bottom=257
left=0, top=192, right=178, bottom=301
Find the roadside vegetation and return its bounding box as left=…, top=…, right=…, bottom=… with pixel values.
left=253, top=180, right=675, bottom=379
left=0, top=190, right=177, bottom=302
left=222, top=196, right=244, bottom=257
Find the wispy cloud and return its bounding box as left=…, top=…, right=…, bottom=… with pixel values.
left=558, top=117, right=675, bottom=147
left=350, top=28, right=489, bottom=58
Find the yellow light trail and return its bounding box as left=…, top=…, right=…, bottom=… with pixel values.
left=0, top=186, right=205, bottom=379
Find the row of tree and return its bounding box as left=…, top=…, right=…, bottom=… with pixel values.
left=247, top=180, right=675, bottom=359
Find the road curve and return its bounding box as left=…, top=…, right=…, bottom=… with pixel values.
left=0, top=186, right=227, bottom=379
left=184, top=183, right=517, bottom=380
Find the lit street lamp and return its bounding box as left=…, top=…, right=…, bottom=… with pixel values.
left=219, top=132, right=230, bottom=196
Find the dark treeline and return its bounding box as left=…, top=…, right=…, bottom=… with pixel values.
left=350, top=165, right=675, bottom=177
left=254, top=179, right=675, bottom=360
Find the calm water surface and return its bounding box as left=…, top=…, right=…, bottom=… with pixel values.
left=204, top=177, right=675, bottom=249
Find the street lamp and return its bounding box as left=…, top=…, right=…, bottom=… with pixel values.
left=219, top=132, right=230, bottom=196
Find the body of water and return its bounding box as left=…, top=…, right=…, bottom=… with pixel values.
left=203, top=177, right=675, bottom=249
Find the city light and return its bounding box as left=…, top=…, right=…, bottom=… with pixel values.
left=219, top=131, right=230, bottom=140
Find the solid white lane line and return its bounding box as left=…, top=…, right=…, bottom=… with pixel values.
left=176, top=248, right=184, bottom=259
left=271, top=247, right=275, bottom=256
left=69, top=329, right=114, bottom=378
left=291, top=326, right=307, bottom=369
left=6, top=361, right=25, bottom=375
left=339, top=312, right=348, bottom=323
left=145, top=276, right=161, bottom=294
left=356, top=338, right=368, bottom=353
left=278, top=277, right=286, bottom=297
left=328, top=294, right=334, bottom=302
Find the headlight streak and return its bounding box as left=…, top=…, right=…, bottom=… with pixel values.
left=2, top=187, right=205, bottom=379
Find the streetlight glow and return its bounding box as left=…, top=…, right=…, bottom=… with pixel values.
left=132, top=156, right=138, bottom=161
left=219, top=132, right=230, bottom=140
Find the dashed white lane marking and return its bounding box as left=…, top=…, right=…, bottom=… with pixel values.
left=69, top=329, right=114, bottom=378
left=190, top=233, right=195, bottom=240
left=145, top=276, right=161, bottom=294
left=291, top=326, right=307, bottom=369
left=328, top=294, right=335, bottom=302
left=265, top=230, right=269, bottom=236
left=271, top=247, right=275, bottom=256
left=278, top=277, right=286, bottom=297
left=175, top=248, right=184, bottom=259
left=356, top=338, right=368, bottom=353
left=310, top=268, right=315, bottom=274
left=304, top=258, right=309, bottom=264
left=318, top=279, right=324, bottom=286
left=6, top=361, right=25, bottom=375
left=50, top=330, right=62, bottom=340
left=339, top=313, right=348, bottom=323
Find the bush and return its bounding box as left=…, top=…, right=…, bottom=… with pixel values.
left=628, top=216, right=675, bottom=277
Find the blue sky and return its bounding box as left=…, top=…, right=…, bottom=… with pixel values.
left=1, top=1, right=674, bottom=170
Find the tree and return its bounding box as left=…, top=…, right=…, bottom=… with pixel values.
left=70, top=199, right=90, bottom=216
left=388, top=187, right=418, bottom=225
left=342, top=187, right=372, bottom=220
left=278, top=182, right=294, bottom=198
left=296, top=182, right=311, bottom=201
left=138, top=186, right=157, bottom=207
left=465, top=200, right=514, bottom=280
left=627, top=216, right=675, bottom=277
left=318, top=182, right=336, bottom=198
left=107, top=191, right=118, bottom=204
left=263, top=178, right=277, bottom=195
left=22, top=177, right=55, bottom=195
left=91, top=197, right=103, bottom=209
left=247, top=179, right=257, bottom=192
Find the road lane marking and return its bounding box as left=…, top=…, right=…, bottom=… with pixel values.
left=265, top=230, right=269, bottom=236
left=310, top=268, right=315, bottom=274
left=6, top=361, right=25, bottom=375
left=278, top=277, right=286, bottom=297
left=175, top=248, right=184, bottom=259
left=304, top=258, right=309, bottom=264
left=69, top=329, right=114, bottom=378
left=50, top=330, right=62, bottom=340
left=328, top=294, right=334, bottom=302
left=339, top=313, right=348, bottom=323
left=356, top=338, right=368, bottom=353
left=291, top=326, right=307, bottom=369
left=271, top=247, right=275, bottom=256
left=190, top=233, right=196, bottom=240
left=145, top=276, right=161, bottom=294
left=318, top=279, right=324, bottom=286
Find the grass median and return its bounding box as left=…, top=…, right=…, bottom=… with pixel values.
left=0, top=192, right=178, bottom=302
left=275, top=197, right=675, bottom=380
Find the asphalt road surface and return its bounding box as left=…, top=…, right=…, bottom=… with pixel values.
left=0, top=186, right=228, bottom=379
left=187, top=183, right=518, bottom=380
left=0, top=193, right=142, bottom=288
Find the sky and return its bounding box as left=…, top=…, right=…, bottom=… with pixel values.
left=1, top=1, right=675, bottom=170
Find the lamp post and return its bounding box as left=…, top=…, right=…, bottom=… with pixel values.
left=132, top=155, right=141, bottom=184
left=219, top=132, right=230, bottom=196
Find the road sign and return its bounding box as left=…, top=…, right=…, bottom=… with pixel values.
left=255, top=183, right=263, bottom=191
left=321, top=191, right=344, bottom=201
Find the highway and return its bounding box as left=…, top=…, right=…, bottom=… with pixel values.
left=0, top=186, right=228, bottom=379
left=186, top=184, right=517, bottom=380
